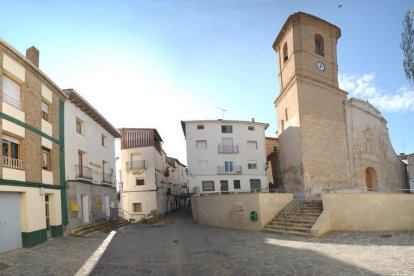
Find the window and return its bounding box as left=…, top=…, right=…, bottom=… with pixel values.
left=197, top=124, right=204, bottom=130
left=2, top=76, right=21, bottom=109
left=202, top=181, right=215, bottom=191
left=248, top=161, right=257, bottom=170
left=224, top=161, right=234, bottom=172
left=2, top=136, right=21, bottom=169
left=197, top=160, right=208, bottom=171
left=132, top=203, right=142, bottom=212
left=281, top=120, right=285, bottom=132
left=234, top=180, right=241, bottom=189
left=41, top=148, right=51, bottom=170
left=315, top=34, right=324, bottom=56
left=136, top=179, right=145, bottom=186
left=283, top=42, right=288, bottom=63
left=250, top=179, right=261, bottom=191
left=221, top=125, right=233, bottom=133
left=41, top=101, right=49, bottom=121
left=247, top=141, right=257, bottom=150
left=248, top=126, right=255, bottom=131
left=196, top=140, right=207, bottom=149
left=76, top=118, right=84, bottom=135
left=101, top=134, right=106, bottom=147
left=285, top=108, right=288, bottom=121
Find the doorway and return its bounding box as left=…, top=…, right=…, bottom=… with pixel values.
left=45, top=195, right=51, bottom=238
left=81, top=195, right=89, bottom=223
left=365, top=167, right=377, bottom=191
left=103, top=195, right=110, bottom=219
left=0, top=192, right=22, bottom=253
left=220, top=180, right=229, bottom=194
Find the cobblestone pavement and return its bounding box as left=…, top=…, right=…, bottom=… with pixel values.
left=1, top=208, right=414, bottom=275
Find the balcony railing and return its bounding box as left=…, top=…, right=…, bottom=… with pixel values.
left=75, top=165, right=93, bottom=180
left=217, top=165, right=242, bottom=175
left=218, top=144, right=239, bottom=154
left=102, top=172, right=115, bottom=185
left=3, top=156, right=23, bottom=169
left=126, top=160, right=146, bottom=171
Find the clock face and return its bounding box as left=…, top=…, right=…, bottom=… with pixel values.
left=316, top=61, right=325, bottom=71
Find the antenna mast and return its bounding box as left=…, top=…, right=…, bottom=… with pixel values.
left=216, top=106, right=227, bottom=119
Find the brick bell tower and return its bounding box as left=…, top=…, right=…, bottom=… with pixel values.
left=273, top=12, right=351, bottom=194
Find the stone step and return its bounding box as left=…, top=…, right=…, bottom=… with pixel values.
left=269, top=221, right=315, bottom=227
left=266, top=224, right=312, bottom=232
left=263, top=228, right=311, bottom=236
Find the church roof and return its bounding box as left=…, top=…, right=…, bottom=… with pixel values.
left=273, top=12, right=341, bottom=50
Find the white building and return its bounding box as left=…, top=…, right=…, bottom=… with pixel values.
left=120, top=128, right=188, bottom=221
left=181, top=119, right=269, bottom=195
left=64, top=89, right=120, bottom=227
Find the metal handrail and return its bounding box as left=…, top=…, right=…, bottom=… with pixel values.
left=281, top=190, right=308, bottom=231
left=321, top=186, right=412, bottom=193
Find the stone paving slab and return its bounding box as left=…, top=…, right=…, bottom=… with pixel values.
left=1, top=209, right=414, bottom=275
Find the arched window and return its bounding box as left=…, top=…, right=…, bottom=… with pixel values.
left=315, top=34, right=324, bottom=56
left=283, top=42, right=288, bottom=63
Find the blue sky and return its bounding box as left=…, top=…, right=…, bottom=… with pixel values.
left=1, top=0, right=413, bottom=164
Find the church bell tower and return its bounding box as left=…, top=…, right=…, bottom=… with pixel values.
left=273, top=12, right=351, bottom=193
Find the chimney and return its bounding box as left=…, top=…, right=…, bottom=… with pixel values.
left=26, top=46, right=39, bottom=67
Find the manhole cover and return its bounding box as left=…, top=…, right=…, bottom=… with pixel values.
left=165, top=218, right=175, bottom=224
left=0, top=262, right=10, bottom=272
left=380, top=234, right=392, bottom=238
left=173, top=240, right=179, bottom=243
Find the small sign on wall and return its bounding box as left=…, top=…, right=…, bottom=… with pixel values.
left=235, top=202, right=244, bottom=214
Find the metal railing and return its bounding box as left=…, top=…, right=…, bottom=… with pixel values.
left=75, top=165, right=93, bottom=180
left=218, top=144, right=239, bottom=154
left=217, top=165, right=242, bottom=175
left=3, top=156, right=23, bottom=169
left=102, top=172, right=115, bottom=185
left=3, top=94, right=22, bottom=109
left=126, top=160, right=146, bottom=171
left=281, top=190, right=308, bottom=231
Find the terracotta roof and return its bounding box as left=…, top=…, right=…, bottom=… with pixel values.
left=181, top=119, right=269, bottom=137
left=64, top=89, right=120, bottom=138
left=273, top=12, right=341, bottom=50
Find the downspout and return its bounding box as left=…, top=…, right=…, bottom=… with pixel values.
left=59, top=99, right=68, bottom=226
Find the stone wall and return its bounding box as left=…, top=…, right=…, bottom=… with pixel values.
left=311, top=192, right=414, bottom=237
left=191, top=193, right=292, bottom=231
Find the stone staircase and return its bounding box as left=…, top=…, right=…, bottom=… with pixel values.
left=263, top=200, right=323, bottom=236
left=71, top=217, right=129, bottom=237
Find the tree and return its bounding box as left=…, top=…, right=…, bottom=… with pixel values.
left=401, top=9, right=414, bottom=85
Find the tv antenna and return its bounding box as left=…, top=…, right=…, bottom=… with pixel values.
left=216, top=106, right=227, bottom=119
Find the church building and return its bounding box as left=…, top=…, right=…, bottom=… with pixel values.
left=273, top=12, right=407, bottom=194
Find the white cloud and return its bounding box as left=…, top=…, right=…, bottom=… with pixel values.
left=339, top=73, right=414, bottom=112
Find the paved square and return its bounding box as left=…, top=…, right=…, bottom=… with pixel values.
left=1, top=208, right=414, bottom=275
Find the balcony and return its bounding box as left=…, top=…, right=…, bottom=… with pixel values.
left=75, top=165, right=92, bottom=180
left=218, top=144, right=239, bottom=154
left=126, top=160, right=146, bottom=172
left=102, top=172, right=115, bottom=185
left=218, top=165, right=242, bottom=175
left=3, top=156, right=23, bottom=169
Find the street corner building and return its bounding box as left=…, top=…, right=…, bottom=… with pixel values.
left=119, top=128, right=189, bottom=222
left=272, top=12, right=407, bottom=194
left=0, top=41, right=67, bottom=253
left=63, top=89, right=120, bottom=229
